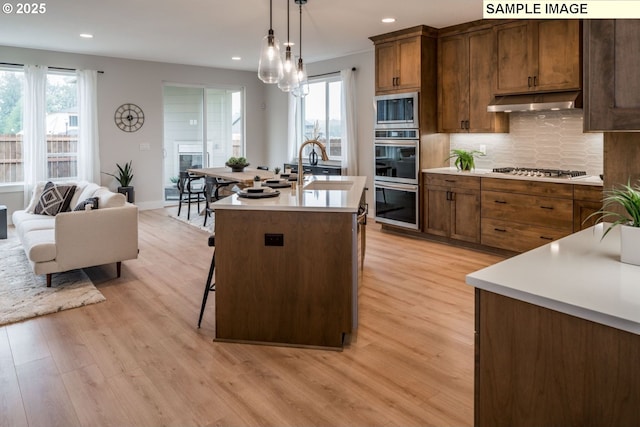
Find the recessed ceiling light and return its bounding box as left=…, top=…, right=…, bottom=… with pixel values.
left=232, top=56, right=241, bottom=61
left=79, top=33, right=93, bottom=39
left=381, top=17, right=396, bottom=23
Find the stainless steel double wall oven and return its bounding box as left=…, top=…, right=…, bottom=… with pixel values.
left=374, top=92, right=420, bottom=229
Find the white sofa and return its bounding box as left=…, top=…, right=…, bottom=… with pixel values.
left=12, top=181, right=139, bottom=287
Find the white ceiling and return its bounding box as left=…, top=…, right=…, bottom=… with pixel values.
left=2, top=0, right=482, bottom=71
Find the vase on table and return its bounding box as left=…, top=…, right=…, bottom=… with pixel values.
left=620, top=224, right=640, bottom=266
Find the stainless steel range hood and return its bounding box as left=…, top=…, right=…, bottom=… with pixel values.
left=487, top=91, right=582, bottom=112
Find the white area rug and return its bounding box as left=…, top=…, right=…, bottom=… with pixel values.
left=168, top=205, right=214, bottom=233
left=0, top=231, right=106, bottom=326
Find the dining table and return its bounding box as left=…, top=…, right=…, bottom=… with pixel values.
left=188, top=167, right=275, bottom=186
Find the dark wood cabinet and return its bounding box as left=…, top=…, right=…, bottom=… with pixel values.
left=495, top=20, right=581, bottom=94
left=438, top=28, right=508, bottom=133
left=573, top=184, right=602, bottom=232
left=374, top=36, right=422, bottom=93
left=480, top=178, right=574, bottom=252
left=476, top=289, right=640, bottom=427
left=424, top=173, right=480, bottom=243
left=584, top=20, right=640, bottom=131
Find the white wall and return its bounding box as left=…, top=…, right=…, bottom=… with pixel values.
left=0, top=45, right=267, bottom=219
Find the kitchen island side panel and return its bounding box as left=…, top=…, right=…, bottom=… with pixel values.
left=215, top=209, right=353, bottom=349
left=476, top=289, right=640, bottom=427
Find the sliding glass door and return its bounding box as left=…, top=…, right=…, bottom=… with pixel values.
left=162, top=85, right=244, bottom=203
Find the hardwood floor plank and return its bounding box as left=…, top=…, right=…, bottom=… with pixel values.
left=0, top=328, right=28, bottom=427
left=61, top=364, right=131, bottom=427
left=15, top=357, right=81, bottom=427
left=0, top=209, right=504, bottom=426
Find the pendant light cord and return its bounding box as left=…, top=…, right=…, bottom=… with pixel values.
left=269, top=0, right=273, bottom=30
left=298, top=1, right=303, bottom=59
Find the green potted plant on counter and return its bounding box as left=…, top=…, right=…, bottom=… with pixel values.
left=445, top=149, right=484, bottom=171
left=225, top=156, right=249, bottom=172
left=588, top=180, right=640, bottom=265
left=103, top=160, right=135, bottom=203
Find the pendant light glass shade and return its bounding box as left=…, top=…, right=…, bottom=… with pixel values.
left=278, top=47, right=299, bottom=91
left=292, top=0, right=309, bottom=98
left=292, top=57, right=309, bottom=97
left=277, top=1, right=298, bottom=92
left=258, top=0, right=283, bottom=84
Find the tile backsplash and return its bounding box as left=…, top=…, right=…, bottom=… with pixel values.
left=450, top=110, right=603, bottom=175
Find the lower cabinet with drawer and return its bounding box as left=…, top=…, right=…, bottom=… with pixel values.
left=573, top=185, right=603, bottom=232
left=424, top=173, right=481, bottom=243
left=480, top=178, right=574, bottom=252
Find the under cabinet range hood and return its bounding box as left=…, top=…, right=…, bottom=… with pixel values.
left=487, top=91, right=582, bottom=112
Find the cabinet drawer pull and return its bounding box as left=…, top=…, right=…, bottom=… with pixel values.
left=465, top=120, right=470, bottom=129
left=533, top=76, right=538, bottom=86
left=494, top=200, right=507, bottom=204
left=528, top=76, right=532, bottom=87
left=540, top=236, right=554, bottom=241
left=494, top=228, right=507, bottom=233
left=540, top=206, right=554, bottom=210
left=460, top=120, right=465, bottom=129
left=445, top=179, right=456, bottom=183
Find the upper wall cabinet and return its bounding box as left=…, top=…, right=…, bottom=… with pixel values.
left=495, top=20, right=581, bottom=94
left=370, top=26, right=437, bottom=95
left=438, top=28, right=508, bottom=133
left=584, top=20, right=640, bottom=131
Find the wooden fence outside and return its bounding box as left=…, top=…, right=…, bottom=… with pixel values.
left=0, top=135, right=78, bottom=183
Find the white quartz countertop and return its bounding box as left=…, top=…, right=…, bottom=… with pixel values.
left=212, top=175, right=367, bottom=213
left=423, top=167, right=603, bottom=186
left=467, top=224, right=640, bottom=335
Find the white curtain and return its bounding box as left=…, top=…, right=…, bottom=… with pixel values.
left=23, top=65, right=48, bottom=207
left=286, top=93, right=298, bottom=161
left=76, top=69, right=101, bottom=183
left=340, top=68, right=357, bottom=175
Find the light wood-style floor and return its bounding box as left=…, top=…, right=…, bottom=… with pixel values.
left=0, top=209, right=503, bottom=427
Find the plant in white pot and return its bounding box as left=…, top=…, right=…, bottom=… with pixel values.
left=588, top=180, right=640, bottom=265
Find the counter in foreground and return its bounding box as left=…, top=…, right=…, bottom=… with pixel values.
left=467, top=225, right=640, bottom=426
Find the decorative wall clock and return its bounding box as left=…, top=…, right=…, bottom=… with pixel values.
left=114, top=103, right=145, bottom=132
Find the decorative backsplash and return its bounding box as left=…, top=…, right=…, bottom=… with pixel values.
left=450, top=110, right=604, bottom=176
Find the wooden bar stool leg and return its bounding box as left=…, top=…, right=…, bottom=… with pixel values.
left=197, top=251, right=215, bottom=328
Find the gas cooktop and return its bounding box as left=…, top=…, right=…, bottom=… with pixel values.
left=492, top=167, right=588, bottom=179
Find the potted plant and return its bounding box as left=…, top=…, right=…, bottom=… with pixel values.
left=103, top=160, right=134, bottom=203
left=274, top=166, right=281, bottom=178
left=588, top=180, right=640, bottom=265
left=445, top=149, right=484, bottom=171
left=225, top=156, right=249, bottom=172
left=169, top=176, right=179, bottom=187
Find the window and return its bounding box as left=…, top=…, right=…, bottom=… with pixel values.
left=0, top=67, right=23, bottom=183
left=301, top=76, right=342, bottom=160
left=0, top=67, right=79, bottom=184
left=46, top=72, right=78, bottom=180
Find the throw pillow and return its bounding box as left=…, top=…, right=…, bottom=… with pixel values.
left=73, top=197, right=99, bottom=211
left=34, top=181, right=77, bottom=216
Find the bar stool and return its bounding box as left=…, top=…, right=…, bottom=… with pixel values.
left=198, top=235, right=216, bottom=328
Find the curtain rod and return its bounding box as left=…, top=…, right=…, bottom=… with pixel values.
left=0, top=62, right=104, bottom=73
left=309, top=67, right=356, bottom=79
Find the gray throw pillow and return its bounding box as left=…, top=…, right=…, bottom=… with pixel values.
left=34, top=181, right=77, bottom=216
left=73, top=197, right=99, bottom=211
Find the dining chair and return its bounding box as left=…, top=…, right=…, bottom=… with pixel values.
left=177, top=171, right=206, bottom=220
left=198, top=234, right=216, bottom=328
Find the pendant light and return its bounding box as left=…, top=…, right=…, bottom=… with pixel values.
left=258, top=0, right=283, bottom=84
left=277, top=0, right=298, bottom=92
left=292, top=0, right=309, bottom=98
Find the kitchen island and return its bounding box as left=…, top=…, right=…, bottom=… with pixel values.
left=467, top=224, right=640, bottom=426
left=212, top=175, right=367, bottom=349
